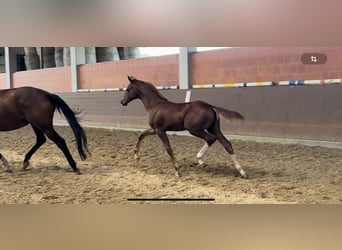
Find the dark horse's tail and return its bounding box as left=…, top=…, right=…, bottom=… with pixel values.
left=49, top=94, right=89, bottom=160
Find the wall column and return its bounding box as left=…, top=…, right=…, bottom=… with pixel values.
left=70, top=47, right=85, bottom=92
left=4, top=47, right=17, bottom=89
left=179, top=47, right=195, bottom=89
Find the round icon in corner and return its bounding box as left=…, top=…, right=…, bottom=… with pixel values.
left=301, top=53, right=327, bottom=65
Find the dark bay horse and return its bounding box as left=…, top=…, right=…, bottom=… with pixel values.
left=0, top=86, right=89, bottom=174
left=121, top=76, right=247, bottom=178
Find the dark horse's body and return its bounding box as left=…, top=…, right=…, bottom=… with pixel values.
left=0, top=86, right=89, bottom=174
left=121, top=76, right=247, bottom=178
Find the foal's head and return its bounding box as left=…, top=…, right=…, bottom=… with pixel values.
left=120, top=76, right=168, bottom=106
left=120, top=76, right=140, bottom=106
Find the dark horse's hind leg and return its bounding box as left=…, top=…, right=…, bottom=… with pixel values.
left=0, top=153, right=11, bottom=172
left=43, top=127, right=81, bottom=174
left=155, top=129, right=180, bottom=177
left=23, top=125, right=47, bottom=170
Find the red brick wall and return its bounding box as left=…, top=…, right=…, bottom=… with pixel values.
left=79, top=54, right=179, bottom=89
left=192, top=47, right=342, bottom=84
left=0, top=73, right=6, bottom=89
left=5, top=47, right=342, bottom=92
left=12, top=67, right=72, bottom=92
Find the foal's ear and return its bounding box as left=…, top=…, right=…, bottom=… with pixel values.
left=128, top=75, right=136, bottom=82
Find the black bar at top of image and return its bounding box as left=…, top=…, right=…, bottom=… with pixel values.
left=127, top=198, right=215, bottom=201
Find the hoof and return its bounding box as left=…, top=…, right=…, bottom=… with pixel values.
left=134, top=152, right=140, bottom=159
left=241, top=173, right=248, bottom=179
left=198, top=161, right=206, bottom=167
left=23, top=161, right=30, bottom=170
left=73, top=169, right=82, bottom=175
left=175, top=171, right=181, bottom=177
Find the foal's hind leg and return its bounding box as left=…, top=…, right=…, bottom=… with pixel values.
left=43, top=127, right=80, bottom=174
left=208, top=127, right=247, bottom=178
left=156, top=130, right=180, bottom=177
left=134, top=128, right=156, bottom=160
left=216, top=134, right=247, bottom=178
left=0, top=153, right=11, bottom=173
left=188, top=130, right=216, bottom=166
left=23, top=125, right=47, bottom=170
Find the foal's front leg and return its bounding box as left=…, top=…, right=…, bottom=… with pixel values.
left=156, top=130, right=180, bottom=177
left=134, top=128, right=156, bottom=160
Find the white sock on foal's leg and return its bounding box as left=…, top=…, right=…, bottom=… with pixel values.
left=196, top=143, right=209, bottom=166
left=231, top=154, right=247, bottom=178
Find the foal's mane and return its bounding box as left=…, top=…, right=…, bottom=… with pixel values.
left=135, top=79, right=168, bottom=101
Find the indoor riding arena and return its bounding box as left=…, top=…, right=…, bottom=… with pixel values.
left=0, top=47, right=341, bottom=204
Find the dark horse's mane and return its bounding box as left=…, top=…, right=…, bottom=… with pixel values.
left=137, top=79, right=169, bottom=101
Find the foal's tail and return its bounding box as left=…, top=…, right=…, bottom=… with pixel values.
left=213, top=106, right=244, bottom=121
left=49, top=94, right=89, bottom=160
